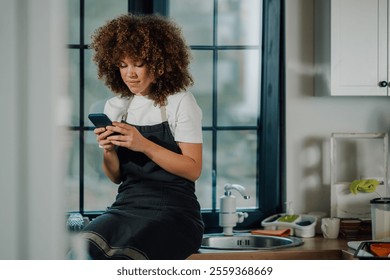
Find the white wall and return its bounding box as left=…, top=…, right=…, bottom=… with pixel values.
left=285, top=0, right=390, bottom=215
left=0, top=0, right=69, bottom=259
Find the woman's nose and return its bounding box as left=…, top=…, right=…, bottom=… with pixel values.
left=125, top=66, right=136, bottom=78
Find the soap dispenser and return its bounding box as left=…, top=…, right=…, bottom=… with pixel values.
left=219, top=183, right=250, bottom=236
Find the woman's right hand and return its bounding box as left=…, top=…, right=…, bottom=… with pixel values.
left=95, top=127, right=116, bottom=151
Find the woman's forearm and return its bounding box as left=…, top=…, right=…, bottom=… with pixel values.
left=102, top=149, right=121, bottom=184
left=141, top=140, right=202, bottom=182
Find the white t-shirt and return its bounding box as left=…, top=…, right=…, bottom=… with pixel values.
left=104, top=91, right=203, bottom=143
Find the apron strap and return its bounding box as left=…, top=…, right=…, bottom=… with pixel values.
left=160, top=106, right=168, bottom=122
left=121, top=96, right=133, bottom=122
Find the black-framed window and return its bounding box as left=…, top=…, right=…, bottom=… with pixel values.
left=66, top=0, right=284, bottom=233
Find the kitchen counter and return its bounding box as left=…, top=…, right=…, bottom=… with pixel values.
left=188, top=235, right=358, bottom=260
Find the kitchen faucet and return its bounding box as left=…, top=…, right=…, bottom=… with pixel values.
left=219, top=183, right=250, bottom=236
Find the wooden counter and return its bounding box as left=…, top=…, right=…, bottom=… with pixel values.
left=188, top=236, right=356, bottom=260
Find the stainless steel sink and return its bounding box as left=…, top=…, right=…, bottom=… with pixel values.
left=201, top=233, right=303, bottom=250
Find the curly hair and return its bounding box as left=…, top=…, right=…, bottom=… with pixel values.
left=90, top=14, right=194, bottom=106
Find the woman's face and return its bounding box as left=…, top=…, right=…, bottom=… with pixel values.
left=118, top=57, right=155, bottom=96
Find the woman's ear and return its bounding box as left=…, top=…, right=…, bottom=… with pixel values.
left=157, top=68, right=164, bottom=76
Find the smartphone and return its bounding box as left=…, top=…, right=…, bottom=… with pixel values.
left=88, top=113, right=113, bottom=128
left=88, top=113, right=120, bottom=136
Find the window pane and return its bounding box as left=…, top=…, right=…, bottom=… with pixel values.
left=84, top=50, right=113, bottom=122
left=217, top=0, right=261, bottom=46
left=84, top=0, right=127, bottom=44
left=68, top=49, right=80, bottom=126
left=65, top=131, right=80, bottom=212
left=196, top=131, right=213, bottom=209
left=169, top=0, right=213, bottom=45
left=68, top=0, right=80, bottom=44
left=217, top=130, right=257, bottom=209
left=84, top=131, right=117, bottom=211
left=217, top=50, right=260, bottom=126
left=190, top=50, right=213, bottom=127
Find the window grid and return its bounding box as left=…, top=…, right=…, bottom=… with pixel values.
left=191, top=0, right=262, bottom=211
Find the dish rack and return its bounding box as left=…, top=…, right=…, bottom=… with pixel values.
left=261, top=214, right=317, bottom=238
left=330, top=132, right=389, bottom=219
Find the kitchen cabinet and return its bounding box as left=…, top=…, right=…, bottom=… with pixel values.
left=315, top=0, right=389, bottom=96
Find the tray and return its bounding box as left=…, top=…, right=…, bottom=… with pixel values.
left=354, top=241, right=390, bottom=260
left=261, top=214, right=317, bottom=238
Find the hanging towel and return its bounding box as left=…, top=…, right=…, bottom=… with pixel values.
left=251, top=228, right=291, bottom=237
left=349, top=179, right=379, bottom=195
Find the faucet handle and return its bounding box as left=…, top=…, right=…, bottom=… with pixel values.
left=224, top=183, right=250, bottom=199
left=237, top=212, right=249, bottom=223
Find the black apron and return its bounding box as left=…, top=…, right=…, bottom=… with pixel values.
left=82, top=105, right=204, bottom=260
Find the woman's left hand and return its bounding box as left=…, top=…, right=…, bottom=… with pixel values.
left=106, top=121, right=146, bottom=152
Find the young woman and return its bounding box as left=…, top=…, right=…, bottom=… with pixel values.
left=82, top=14, right=204, bottom=260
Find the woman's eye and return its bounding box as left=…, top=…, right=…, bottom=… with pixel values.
left=119, top=64, right=127, bottom=68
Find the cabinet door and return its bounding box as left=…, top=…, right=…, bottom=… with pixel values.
left=331, top=0, right=388, bottom=96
